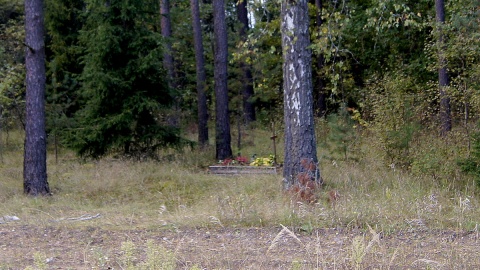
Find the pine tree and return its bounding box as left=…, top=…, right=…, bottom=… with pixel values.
left=24, top=0, right=49, bottom=195
left=213, top=0, right=232, bottom=160
left=190, top=0, right=209, bottom=147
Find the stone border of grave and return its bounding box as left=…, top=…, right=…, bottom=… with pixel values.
left=208, top=165, right=277, bottom=175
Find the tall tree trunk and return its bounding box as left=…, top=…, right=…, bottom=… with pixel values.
left=160, top=0, right=179, bottom=126
left=190, top=0, right=209, bottom=147
left=281, top=0, right=320, bottom=190
left=435, top=0, right=451, bottom=135
left=161, top=0, right=174, bottom=80
left=24, top=0, right=49, bottom=195
left=213, top=0, right=232, bottom=160
left=237, top=0, right=255, bottom=124
left=312, top=0, right=326, bottom=117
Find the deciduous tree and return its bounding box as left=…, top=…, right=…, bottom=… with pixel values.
left=281, top=0, right=320, bottom=190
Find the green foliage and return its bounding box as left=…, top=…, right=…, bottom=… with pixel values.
left=0, top=3, right=25, bottom=130
left=0, top=0, right=22, bottom=24
left=459, top=124, right=480, bottom=186
left=327, top=106, right=358, bottom=160
left=310, top=1, right=357, bottom=99
left=167, top=0, right=210, bottom=124
left=359, top=0, right=431, bottom=73
left=45, top=0, right=85, bottom=105
left=410, top=131, right=467, bottom=183
left=366, top=72, right=422, bottom=167
left=63, top=0, right=188, bottom=159
left=234, top=1, right=283, bottom=122
left=45, top=0, right=86, bottom=150
left=425, top=0, right=480, bottom=117
left=2, top=0, right=480, bottom=168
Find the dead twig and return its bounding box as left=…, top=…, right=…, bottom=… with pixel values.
left=56, top=213, right=101, bottom=222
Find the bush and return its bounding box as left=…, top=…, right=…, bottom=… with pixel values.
left=458, top=124, right=480, bottom=186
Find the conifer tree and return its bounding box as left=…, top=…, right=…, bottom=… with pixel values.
left=213, top=0, right=232, bottom=160
left=190, top=0, right=209, bottom=147
left=67, top=0, right=184, bottom=158
left=24, top=0, right=49, bottom=195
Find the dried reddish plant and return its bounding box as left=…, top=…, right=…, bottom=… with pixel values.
left=287, top=158, right=322, bottom=204
left=328, top=189, right=340, bottom=206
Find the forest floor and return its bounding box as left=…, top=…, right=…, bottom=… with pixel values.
left=1, top=223, right=480, bottom=269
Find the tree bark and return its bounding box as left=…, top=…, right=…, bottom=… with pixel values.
left=435, top=0, right=451, bottom=135
left=24, top=0, right=49, bottom=195
left=281, top=0, right=320, bottom=190
left=311, top=0, right=326, bottom=117
left=161, top=0, right=174, bottom=81
left=213, top=0, right=232, bottom=160
left=190, top=0, right=209, bottom=147
left=237, top=0, right=256, bottom=124
left=160, top=0, right=180, bottom=126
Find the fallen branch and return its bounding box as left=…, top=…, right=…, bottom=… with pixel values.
left=56, top=213, right=101, bottom=222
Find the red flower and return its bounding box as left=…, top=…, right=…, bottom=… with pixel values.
left=235, top=156, right=249, bottom=165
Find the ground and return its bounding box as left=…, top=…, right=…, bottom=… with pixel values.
left=1, top=223, right=479, bottom=269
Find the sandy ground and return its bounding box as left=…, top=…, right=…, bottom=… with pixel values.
left=1, top=224, right=480, bottom=269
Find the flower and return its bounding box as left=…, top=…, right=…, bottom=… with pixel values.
left=250, top=155, right=275, bottom=166
left=235, top=156, right=249, bottom=165
left=221, top=158, right=235, bottom=165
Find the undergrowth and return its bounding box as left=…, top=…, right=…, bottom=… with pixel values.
left=0, top=126, right=479, bottom=232
left=1, top=126, right=480, bottom=269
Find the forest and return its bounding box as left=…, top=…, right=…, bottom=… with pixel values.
left=2, top=0, right=480, bottom=268
left=1, top=0, right=480, bottom=176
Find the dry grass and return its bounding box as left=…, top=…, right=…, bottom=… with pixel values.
left=1, top=128, right=480, bottom=268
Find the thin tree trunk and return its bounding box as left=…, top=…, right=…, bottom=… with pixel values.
left=435, top=0, right=451, bottom=136
left=281, top=0, right=320, bottom=190
left=161, top=0, right=174, bottom=80
left=237, top=0, right=255, bottom=124
left=190, top=0, right=209, bottom=147
left=312, top=0, right=326, bottom=117
left=24, top=0, right=49, bottom=195
left=160, top=0, right=179, bottom=126
left=213, top=0, right=232, bottom=160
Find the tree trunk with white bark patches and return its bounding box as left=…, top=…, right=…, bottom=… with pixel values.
left=24, top=0, right=50, bottom=195
left=281, top=0, right=321, bottom=190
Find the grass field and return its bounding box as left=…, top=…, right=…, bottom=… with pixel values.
left=1, top=127, right=480, bottom=269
